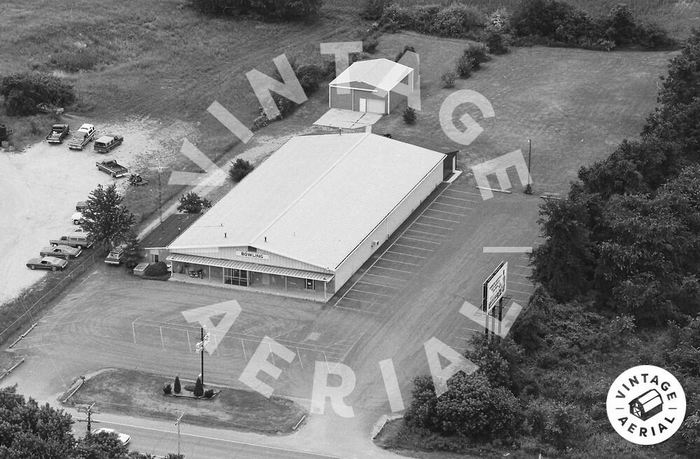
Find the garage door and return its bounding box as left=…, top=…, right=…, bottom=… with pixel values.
left=367, top=98, right=386, bottom=114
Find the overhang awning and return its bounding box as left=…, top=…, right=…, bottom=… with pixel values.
left=167, top=254, right=335, bottom=283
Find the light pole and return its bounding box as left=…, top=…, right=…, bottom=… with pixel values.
left=175, top=412, right=184, bottom=457
left=195, top=327, right=209, bottom=386
left=525, top=138, right=533, bottom=195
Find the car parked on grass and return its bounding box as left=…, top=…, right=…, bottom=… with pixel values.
left=49, top=232, right=93, bottom=249
left=68, top=124, right=96, bottom=150
left=71, top=211, right=84, bottom=225
left=40, top=245, right=82, bottom=259
left=26, top=256, right=68, bottom=271
left=45, top=124, right=70, bottom=144
left=93, top=428, right=130, bottom=446
left=94, top=135, right=123, bottom=153
left=96, top=160, right=128, bottom=178
left=76, top=201, right=88, bottom=212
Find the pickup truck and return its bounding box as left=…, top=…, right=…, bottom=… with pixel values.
left=68, top=124, right=96, bottom=150
left=105, top=245, right=127, bottom=265
left=94, top=135, right=123, bottom=154
left=96, top=160, right=128, bottom=178
left=46, top=124, right=70, bottom=144
left=49, top=233, right=93, bottom=250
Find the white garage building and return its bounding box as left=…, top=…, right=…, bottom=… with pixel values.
left=167, top=132, right=445, bottom=301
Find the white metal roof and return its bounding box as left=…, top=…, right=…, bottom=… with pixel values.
left=168, top=133, right=445, bottom=270
left=329, top=58, right=413, bottom=92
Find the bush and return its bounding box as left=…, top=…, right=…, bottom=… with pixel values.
left=194, top=376, right=204, bottom=397
left=204, top=389, right=215, bottom=398
left=229, top=158, right=254, bottom=182
left=144, top=261, right=169, bottom=277
left=363, top=36, right=379, bottom=54
left=440, top=71, right=456, bottom=89
left=0, top=72, right=76, bottom=116
left=455, top=53, right=472, bottom=78
left=361, top=0, right=392, bottom=20
left=48, top=49, right=101, bottom=73
left=462, top=43, right=489, bottom=70
left=163, top=383, right=172, bottom=395
left=487, top=7, right=511, bottom=33
left=525, top=399, right=590, bottom=449
left=485, top=32, right=509, bottom=55
left=403, top=106, right=416, bottom=124
left=379, top=3, right=484, bottom=38
left=192, top=0, right=323, bottom=20
left=177, top=192, right=211, bottom=214
left=251, top=114, right=270, bottom=131
left=296, top=64, right=326, bottom=94
left=183, top=384, right=195, bottom=392
left=174, top=376, right=181, bottom=394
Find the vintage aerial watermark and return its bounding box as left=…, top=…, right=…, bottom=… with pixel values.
left=606, top=365, right=686, bottom=445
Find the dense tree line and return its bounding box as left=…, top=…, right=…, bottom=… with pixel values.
left=0, top=72, right=76, bottom=116
left=192, top=0, right=322, bottom=20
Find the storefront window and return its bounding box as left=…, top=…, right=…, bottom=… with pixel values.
left=224, top=268, right=248, bottom=286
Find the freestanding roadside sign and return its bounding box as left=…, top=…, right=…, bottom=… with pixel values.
left=482, top=261, right=508, bottom=338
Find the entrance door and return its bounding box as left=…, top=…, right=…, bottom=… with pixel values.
left=359, top=98, right=367, bottom=112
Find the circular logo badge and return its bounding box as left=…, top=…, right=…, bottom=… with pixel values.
left=606, top=365, right=686, bottom=445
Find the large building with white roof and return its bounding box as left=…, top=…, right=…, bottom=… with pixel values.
left=167, top=132, right=446, bottom=301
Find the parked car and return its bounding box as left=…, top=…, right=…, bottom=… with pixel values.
left=94, top=135, right=123, bottom=154
left=49, top=232, right=93, bottom=249
left=93, top=428, right=130, bottom=446
left=68, top=124, right=96, bottom=150
left=26, top=256, right=68, bottom=271
left=40, top=245, right=82, bottom=259
left=105, top=245, right=127, bottom=265
left=76, top=201, right=88, bottom=212
left=45, top=124, right=70, bottom=144
left=96, top=160, right=128, bottom=178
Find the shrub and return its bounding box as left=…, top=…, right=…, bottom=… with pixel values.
left=183, top=384, right=195, bottom=392
left=360, top=0, right=391, bottom=20
left=0, top=72, right=76, bottom=116
left=431, top=4, right=485, bottom=38
left=229, top=158, right=254, bottom=182
left=192, top=0, right=323, bottom=20
left=163, top=383, right=172, bottom=395
left=350, top=52, right=372, bottom=64
left=144, top=261, right=169, bottom=277
left=525, top=399, right=590, bottom=449
left=403, top=106, right=416, bottom=124
left=487, top=7, right=511, bottom=33
left=174, top=376, right=181, bottom=394
left=455, top=54, right=472, bottom=78
left=177, top=192, right=211, bottom=214
left=363, top=36, right=379, bottom=54
left=462, top=43, right=489, bottom=70
left=296, top=64, right=326, bottom=94
left=48, top=49, right=101, bottom=73
left=440, top=71, right=456, bottom=89
left=485, top=31, right=509, bottom=55
left=251, top=114, right=270, bottom=131
left=194, top=376, right=204, bottom=397
left=204, top=389, right=215, bottom=398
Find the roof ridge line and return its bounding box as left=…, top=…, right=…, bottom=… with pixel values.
left=250, top=132, right=371, bottom=247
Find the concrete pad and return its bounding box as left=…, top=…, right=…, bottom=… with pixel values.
left=313, top=109, right=383, bottom=131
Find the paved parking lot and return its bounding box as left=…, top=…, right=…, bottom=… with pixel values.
left=332, top=180, right=481, bottom=315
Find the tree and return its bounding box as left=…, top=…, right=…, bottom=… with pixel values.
left=402, top=106, right=416, bottom=124
left=74, top=430, right=129, bottom=459
left=0, top=386, right=75, bottom=458
left=194, top=376, right=204, bottom=397
left=177, top=192, right=211, bottom=214
left=174, top=376, right=181, bottom=394
left=81, top=184, right=135, bottom=247
left=0, top=72, right=76, bottom=116
left=192, top=0, right=323, bottom=20
left=229, top=158, right=254, bottom=183
left=122, top=231, right=141, bottom=270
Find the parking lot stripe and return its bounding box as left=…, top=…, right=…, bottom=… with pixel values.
left=413, top=221, right=453, bottom=231
left=348, top=288, right=392, bottom=297
left=356, top=280, right=399, bottom=290
left=419, top=215, right=461, bottom=224
left=377, top=258, right=419, bottom=267
left=426, top=208, right=467, bottom=218
left=394, top=242, right=434, bottom=251
left=404, top=228, right=446, bottom=239
left=386, top=249, right=426, bottom=259
left=372, top=265, right=413, bottom=274
left=363, top=272, right=407, bottom=284
left=334, top=305, right=381, bottom=316
left=445, top=188, right=482, bottom=197
left=432, top=201, right=472, bottom=211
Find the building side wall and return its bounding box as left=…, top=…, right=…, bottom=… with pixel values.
left=330, top=87, right=353, bottom=110
left=170, top=246, right=328, bottom=273
left=353, top=89, right=387, bottom=114
left=334, top=161, right=444, bottom=289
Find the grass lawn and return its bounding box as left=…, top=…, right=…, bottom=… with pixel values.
left=65, top=369, right=306, bottom=435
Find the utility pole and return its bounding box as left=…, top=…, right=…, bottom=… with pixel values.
left=175, top=412, right=185, bottom=457
left=76, top=402, right=98, bottom=434
left=525, top=139, right=533, bottom=195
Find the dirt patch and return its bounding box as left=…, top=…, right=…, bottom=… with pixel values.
left=65, top=368, right=306, bottom=435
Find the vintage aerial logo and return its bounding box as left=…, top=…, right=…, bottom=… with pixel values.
left=606, top=365, right=686, bottom=445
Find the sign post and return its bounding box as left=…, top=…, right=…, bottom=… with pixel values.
left=195, top=327, right=210, bottom=386
left=482, top=261, right=508, bottom=340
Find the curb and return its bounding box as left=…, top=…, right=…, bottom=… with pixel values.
left=8, top=322, right=38, bottom=349
left=370, top=413, right=403, bottom=440
left=61, top=376, right=85, bottom=403
left=0, top=358, right=25, bottom=381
